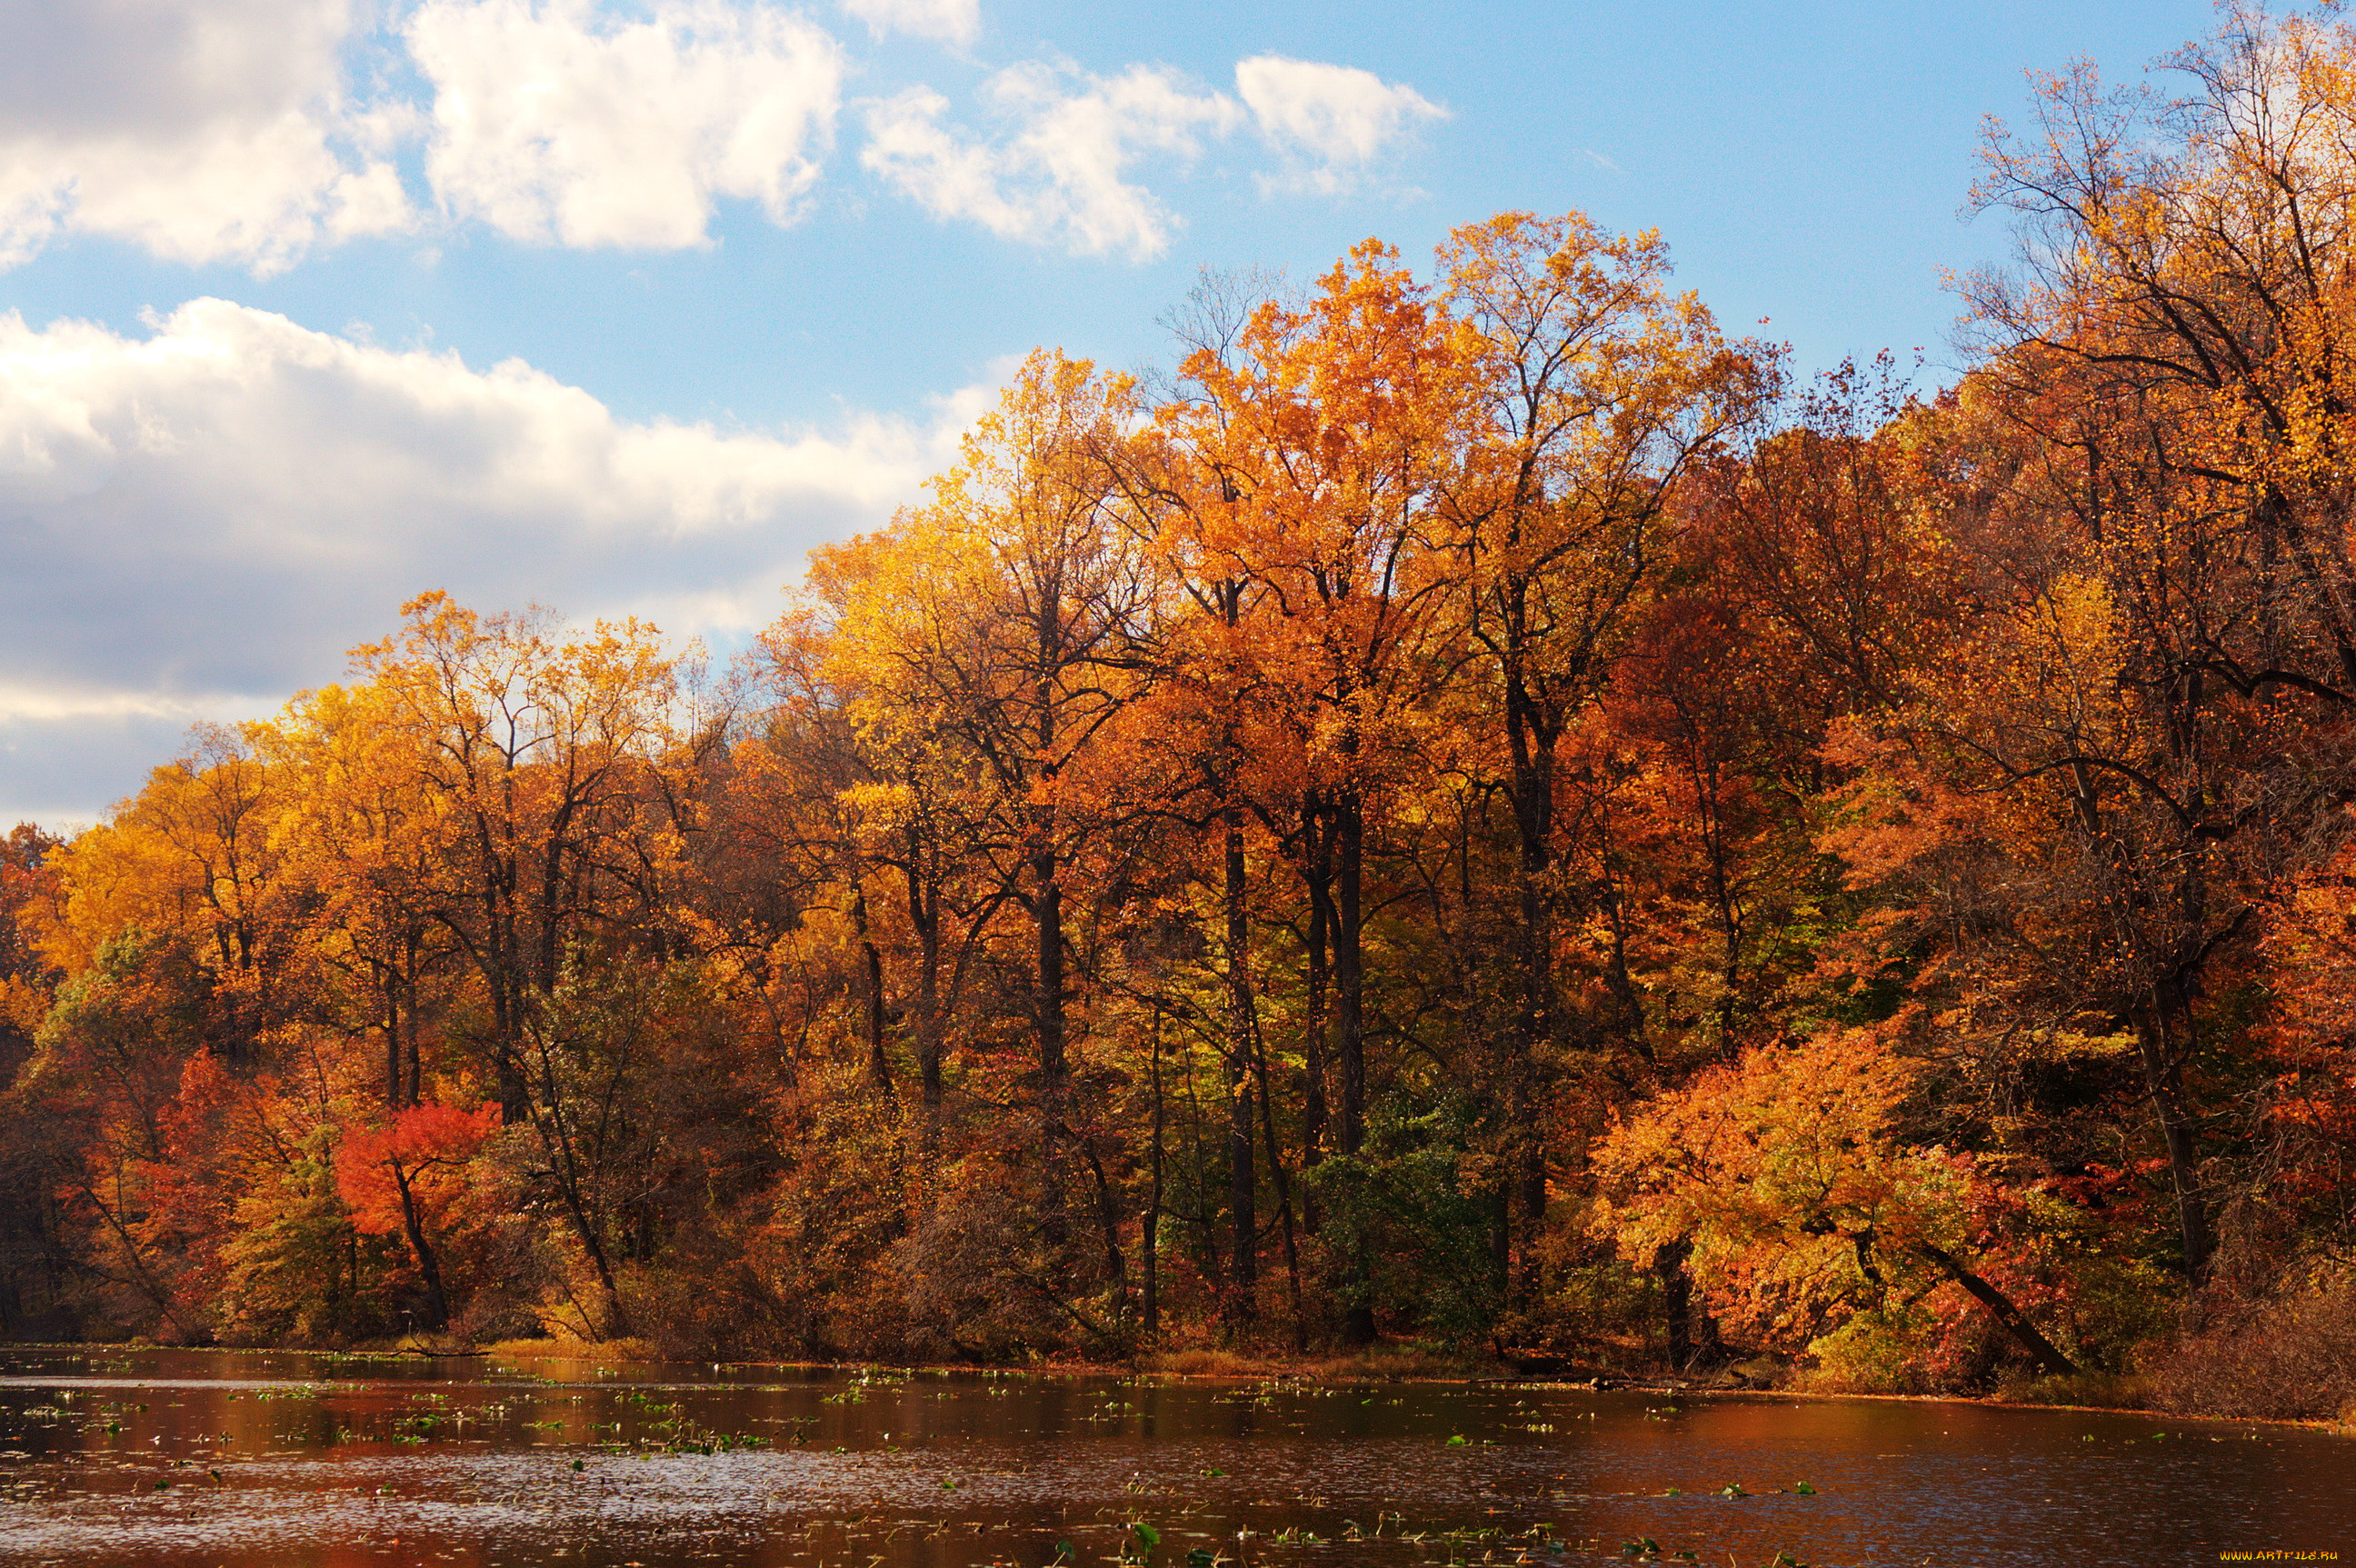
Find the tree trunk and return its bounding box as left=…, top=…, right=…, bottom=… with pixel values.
left=384, top=971, right=404, bottom=1112
left=909, top=853, right=944, bottom=1207
left=1301, top=812, right=1333, bottom=1237
left=403, top=941, right=423, bottom=1109
left=1503, top=669, right=1559, bottom=1306
left=2131, top=1001, right=2212, bottom=1278
left=1224, top=803, right=1257, bottom=1327
left=1034, top=810, right=1068, bottom=1258
left=1912, top=1242, right=2079, bottom=1378
left=854, top=884, right=892, bottom=1095
left=1336, top=790, right=1374, bottom=1345
left=1253, top=1024, right=1309, bottom=1352
left=523, top=1027, right=629, bottom=1339
left=390, top=1163, right=451, bottom=1333
left=1653, top=1236, right=1695, bottom=1371
left=1143, top=1008, right=1165, bottom=1340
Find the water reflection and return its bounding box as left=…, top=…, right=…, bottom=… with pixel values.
left=0, top=1347, right=2347, bottom=1567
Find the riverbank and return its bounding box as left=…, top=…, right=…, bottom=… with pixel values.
left=445, top=1334, right=2356, bottom=1435
left=64, top=1322, right=2353, bottom=1434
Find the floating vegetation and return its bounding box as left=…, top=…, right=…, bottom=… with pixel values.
left=0, top=1350, right=2332, bottom=1568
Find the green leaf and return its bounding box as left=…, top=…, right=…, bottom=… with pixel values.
left=1133, top=1521, right=1161, bottom=1548
left=1445, top=1433, right=1468, bottom=1445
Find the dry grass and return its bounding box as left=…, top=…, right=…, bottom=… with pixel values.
left=477, top=1334, right=659, bottom=1363
left=340, top=1331, right=480, bottom=1356
left=1987, top=1369, right=2152, bottom=1411
left=2144, top=1280, right=2356, bottom=1423
left=1141, top=1343, right=1503, bottom=1381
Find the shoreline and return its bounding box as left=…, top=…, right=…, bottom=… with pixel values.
left=13, top=1337, right=2351, bottom=1436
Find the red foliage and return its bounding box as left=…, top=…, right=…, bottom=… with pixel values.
left=335, top=1102, right=501, bottom=1239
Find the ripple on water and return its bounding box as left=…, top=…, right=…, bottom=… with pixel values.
left=1, top=1348, right=2352, bottom=1568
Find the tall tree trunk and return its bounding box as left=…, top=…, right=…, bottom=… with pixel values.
left=1503, top=678, right=1559, bottom=1306
left=1143, top=1008, right=1165, bottom=1340
left=854, top=884, right=892, bottom=1095
left=1035, top=834, right=1067, bottom=1256
left=482, top=852, right=530, bottom=1123
left=1335, top=789, right=1374, bottom=1345
left=391, top=1163, right=451, bottom=1333
left=909, top=857, right=944, bottom=1212
left=1652, top=1236, right=1703, bottom=1371
left=402, top=934, right=423, bottom=1108
left=384, top=970, right=404, bottom=1112
left=1224, top=801, right=1257, bottom=1327
left=1301, top=809, right=1333, bottom=1237
left=1033, top=574, right=1070, bottom=1260
left=2131, top=999, right=2212, bottom=1278
left=524, top=1026, right=629, bottom=1339
left=1253, top=1022, right=1308, bottom=1352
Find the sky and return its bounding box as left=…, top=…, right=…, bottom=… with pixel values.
left=0, top=0, right=2228, bottom=828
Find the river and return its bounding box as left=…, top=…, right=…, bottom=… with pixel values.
left=0, top=1346, right=2346, bottom=1566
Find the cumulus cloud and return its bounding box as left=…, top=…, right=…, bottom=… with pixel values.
left=0, top=298, right=980, bottom=816
left=861, top=61, right=1239, bottom=259
left=0, top=0, right=850, bottom=269
left=0, top=0, right=410, bottom=272
left=0, top=4, right=1442, bottom=271
left=840, top=0, right=978, bottom=47
left=409, top=0, right=844, bottom=248
left=1235, top=55, right=1447, bottom=194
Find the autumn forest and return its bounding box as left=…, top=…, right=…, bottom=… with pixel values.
left=6, top=15, right=2356, bottom=1422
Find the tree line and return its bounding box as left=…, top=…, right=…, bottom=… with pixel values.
left=4, top=9, right=2354, bottom=1410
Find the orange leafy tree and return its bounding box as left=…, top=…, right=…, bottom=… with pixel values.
left=1592, top=1026, right=2080, bottom=1380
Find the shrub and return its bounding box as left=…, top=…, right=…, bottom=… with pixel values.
left=2145, top=1276, right=2356, bottom=1421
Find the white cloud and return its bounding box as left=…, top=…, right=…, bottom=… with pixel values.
left=0, top=298, right=976, bottom=816
left=841, top=0, right=978, bottom=47
left=0, top=0, right=410, bottom=272
left=408, top=0, right=844, bottom=248
left=0, top=0, right=850, bottom=266
left=862, top=61, right=1239, bottom=259
left=0, top=5, right=1443, bottom=271
left=1234, top=55, right=1446, bottom=194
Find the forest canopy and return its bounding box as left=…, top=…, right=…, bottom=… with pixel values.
left=5, top=5, right=2356, bottom=1417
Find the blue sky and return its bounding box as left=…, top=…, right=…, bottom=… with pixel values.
left=0, top=0, right=2225, bottom=824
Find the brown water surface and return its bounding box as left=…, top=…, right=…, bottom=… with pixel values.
left=0, top=1345, right=2347, bottom=1566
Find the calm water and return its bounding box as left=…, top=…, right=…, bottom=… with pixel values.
left=0, top=1347, right=2347, bottom=1567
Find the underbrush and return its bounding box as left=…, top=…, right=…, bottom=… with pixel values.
left=1988, top=1369, right=2151, bottom=1409
left=2143, top=1275, right=2356, bottom=1423
left=1143, top=1342, right=1501, bottom=1381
